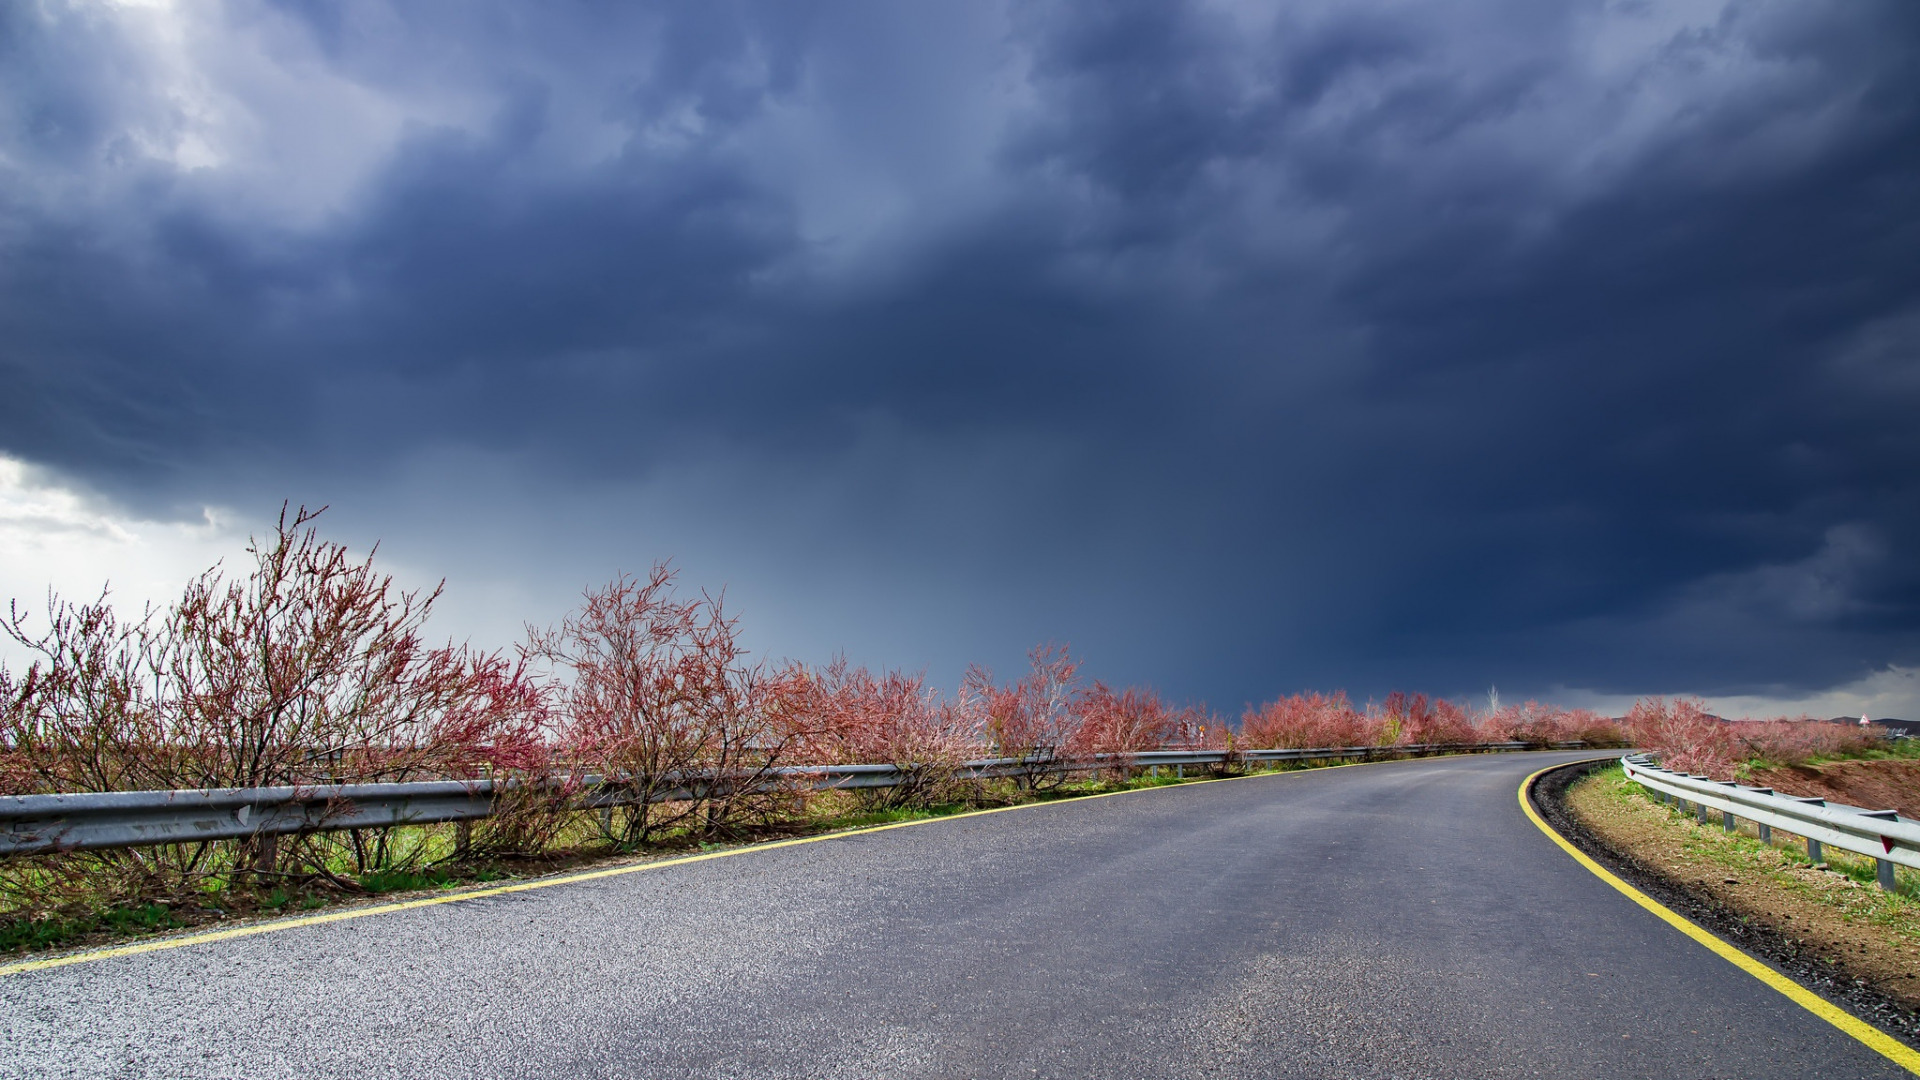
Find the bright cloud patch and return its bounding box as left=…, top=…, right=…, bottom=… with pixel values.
left=0, top=456, right=249, bottom=661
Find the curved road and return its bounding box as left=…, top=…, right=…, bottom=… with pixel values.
left=1, top=751, right=1909, bottom=1078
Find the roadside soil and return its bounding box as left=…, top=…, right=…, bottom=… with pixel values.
left=1535, top=760, right=1920, bottom=1047
left=1744, top=758, right=1920, bottom=818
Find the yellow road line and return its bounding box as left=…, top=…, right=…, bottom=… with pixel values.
left=1520, top=762, right=1920, bottom=1076
left=3, top=754, right=1407, bottom=978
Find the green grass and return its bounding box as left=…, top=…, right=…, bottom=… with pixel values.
left=0, top=902, right=189, bottom=954
left=259, top=887, right=330, bottom=912
left=1849, top=738, right=1920, bottom=762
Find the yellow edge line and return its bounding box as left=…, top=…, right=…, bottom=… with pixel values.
left=3, top=753, right=1423, bottom=978
left=1520, top=762, right=1920, bottom=1076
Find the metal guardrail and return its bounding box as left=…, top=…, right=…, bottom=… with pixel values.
left=0, top=741, right=1585, bottom=858
left=1621, top=754, right=1917, bottom=892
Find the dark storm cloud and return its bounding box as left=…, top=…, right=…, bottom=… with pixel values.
left=2, top=0, right=1918, bottom=710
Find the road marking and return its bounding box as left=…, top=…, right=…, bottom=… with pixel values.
left=3, top=754, right=1422, bottom=978
left=1521, top=762, right=1920, bottom=1076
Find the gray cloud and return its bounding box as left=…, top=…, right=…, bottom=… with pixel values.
left=2, top=0, right=1918, bottom=712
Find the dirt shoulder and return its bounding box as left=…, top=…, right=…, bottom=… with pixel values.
left=1744, top=758, right=1920, bottom=819
left=1535, top=760, right=1920, bottom=1047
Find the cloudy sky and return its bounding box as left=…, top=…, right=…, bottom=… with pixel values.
left=3, top=0, right=1918, bottom=719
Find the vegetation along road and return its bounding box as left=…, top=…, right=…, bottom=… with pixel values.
left=2, top=751, right=1912, bottom=1078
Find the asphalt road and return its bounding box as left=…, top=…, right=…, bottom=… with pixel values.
left=1, top=751, right=1908, bottom=1079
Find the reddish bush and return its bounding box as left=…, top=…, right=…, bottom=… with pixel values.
left=527, top=563, right=798, bottom=844
left=965, top=644, right=1084, bottom=789
left=1624, top=698, right=1883, bottom=776
left=1178, top=709, right=1232, bottom=750
left=1734, top=718, right=1882, bottom=766
left=1239, top=692, right=1378, bottom=749
left=1379, top=691, right=1476, bottom=746
left=1, top=506, right=546, bottom=796
left=1069, top=683, right=1182, bottom=759
left=0, top=591, right=156, bottom=795
left=775, top=657, right=981, bottom=807
left=1479, top=702, right=1626, bottom=748
left=1241, top=690, right=1629, bottom=752
left=1626, top=697, right=1738, bottom=775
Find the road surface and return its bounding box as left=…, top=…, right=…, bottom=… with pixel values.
left=1, top=751, right=1908, bottom=1078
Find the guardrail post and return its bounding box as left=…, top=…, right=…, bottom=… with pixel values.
left=1806, top=839, right=1823, bottom=865
left=1757, top=822, right=1771, bottom=843
left=1879, top=858, right=1898, bottom=892
left=455, top=820, right=473, bottom=858
left=1722, top=810, right=1736, bottom=833
left=1695, top=802, right=1709, bottom=824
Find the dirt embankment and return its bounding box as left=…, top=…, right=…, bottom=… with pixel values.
left=1744, top=758, right=1920, bottom=818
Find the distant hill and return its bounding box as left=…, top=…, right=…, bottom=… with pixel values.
left=1832, top=717, right=1918, bottom=738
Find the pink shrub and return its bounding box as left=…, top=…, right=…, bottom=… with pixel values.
left=1239, top=692, right=1379, bottom=749
left=1170, top=706, right=1229, bottom=750
left=1, top=505, right=548, bottom=796
left=965, top=644, right=1085, bottom=788
left=1379, top=692, right=1476, bottom=746
left=1626, top=698, right=1885, bottom=777
left=1626, top=697, right=1738, bottom=775
left=1069, top=683, right=1182, bottom=759
left=528, top=562, right=794, bottom=842
left=775, top=657, right=981, bottom=806
left=1727, top=717, right=1879, bottom=767
left=1553, top=708, right=1628, bottom=747
left=1480, top=702, right=1627, bottom=747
